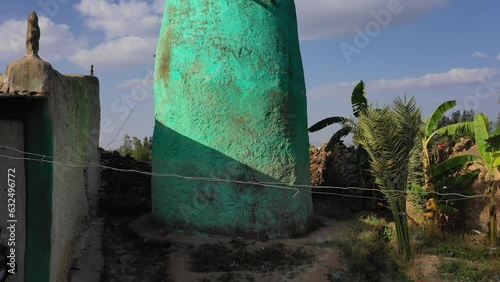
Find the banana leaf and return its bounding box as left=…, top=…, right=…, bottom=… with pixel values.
left=426, top=100, right=456, bottom=136
left=438, top=204, right=459, bottom=213
left=433, top=122, right=475, bottom=136
left=493, top=152, right=500, bottom=167
left=351, top=80, right=367, bottom=118
left=407, top=183, right=429, bottom=197
left=485, top=133, right=500, bottom=152
left=433, top=169, right=480, bottom=190
left=325, top=125, right=352, bottom=151
left=308, top=116, right=349, bottom=132
left=428, top=154, right=479, bottom=177
left=474, top=113, right=492, bottom=169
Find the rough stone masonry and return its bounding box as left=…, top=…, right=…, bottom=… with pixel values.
left=152, top=0, right=312, bottom=238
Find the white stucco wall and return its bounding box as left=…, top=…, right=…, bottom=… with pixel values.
left=48, top=74, right=100, bottom=282
left=0, top=12, right=101, bottom=282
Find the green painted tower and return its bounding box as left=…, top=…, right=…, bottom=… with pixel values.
left=152, top=0, right=312, bottom=238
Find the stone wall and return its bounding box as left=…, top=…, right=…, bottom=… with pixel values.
left=309, top=139, right=500, bottom=231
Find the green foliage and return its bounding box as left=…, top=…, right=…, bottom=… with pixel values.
left=420, top=234, right=500, bottom=281
left=475, top=114, right=494, bottom=169
left=427, top=155, right=479, bottom=178
left=351, top=80, right=368, bottom=118
left=474, top=113, right=500, bottom=247
left=494, top=112, right=500, bottom=133
left=492, top=97, right=500, bottom=133
left=433, top=169, right=480, bottom=198
left=118, top=134, right=152, bottom=162
left=439, top=260, right=481, bottom=281
left=485, top=132, right=500, bottom=153
left=309, top=80, right=373, bottom=189
left=308, top=80, right=366, bottom=150
left=432, top=122, right=475, bottom=140
left=307, top=116, right=349, bottom=132
left=407, top=129, right=425, bottom=187
left=437, top=204, right=459, bottom=214
left=354, top=96, right=422, bottom=259
left=428, top=100, right=457, bottom=136
left=437, top=109, right=476, bottom=141
left=332, top=217, right=410, bottom=282
left=423, top=101, right=475, bottom=163
left=421, top=100, right=478, bottom=222
left=433, top=242, right=496, bottom=261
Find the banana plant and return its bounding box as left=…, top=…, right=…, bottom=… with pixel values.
left=309, top=80, right=373, bottom=188
left=308, top=80, right=367, bottom=151
left=475, top=113, right=500, bottom=247
left=421, top=100, right=478, bottom=220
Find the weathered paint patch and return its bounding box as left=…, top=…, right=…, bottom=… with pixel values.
left=153, top=0, right=312, bottom=238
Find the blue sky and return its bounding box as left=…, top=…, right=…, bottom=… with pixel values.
left=0, top=0, right=499, bottom=148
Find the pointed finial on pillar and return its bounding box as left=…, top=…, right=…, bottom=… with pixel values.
left=90, top=65, right=94, bottom=76
left=26, top=12, right=40, bottom=56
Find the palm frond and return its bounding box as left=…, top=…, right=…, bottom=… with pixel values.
left=354, top=95, right=421, bottom=259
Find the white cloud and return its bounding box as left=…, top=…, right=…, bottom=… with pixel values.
left=472, top=52, right=487, bottom=58
left=118, top=78, right=147, bottom=88
left=296, top=0, right=449, bottom=40
left=309, top=68, right=497, bottom=98
left=0, top=16, right=87, bottom=62
left=71, top=0, right=164, bottom=69
left=74, top=0, right=165, bottom=39
left=69, top=36, right=157, bottom=69
left=117, top=76, right=153, bottom=89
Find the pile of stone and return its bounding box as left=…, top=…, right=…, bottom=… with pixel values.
left=99, top=148, right=152, bottom=216
left=309, top=143, right=360, bottom=187
left=309, top=143, right=374, bottom=217
left=309, top=144, right=335, bottom=187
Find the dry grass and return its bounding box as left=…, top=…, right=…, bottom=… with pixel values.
left=331, top=213, right=500, bottom=282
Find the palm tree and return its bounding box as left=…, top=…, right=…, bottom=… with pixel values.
left=354, top=96, right=422, bottom=259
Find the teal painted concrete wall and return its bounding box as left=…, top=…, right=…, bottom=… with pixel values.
left=153, top=0, right=312, bottom=238
left=0, top=100, right=53, bottom=282
left=25, top=102, right=53, bottom=282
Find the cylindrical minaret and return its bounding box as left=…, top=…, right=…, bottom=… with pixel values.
left=152, top=0, right=312, bottom=238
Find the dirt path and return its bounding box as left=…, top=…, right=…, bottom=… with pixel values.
left=97, top=152, right=387, bottom=282
left=127, top=214, right=351, bottom=282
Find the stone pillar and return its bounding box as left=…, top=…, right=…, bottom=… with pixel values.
left=152, top=0, right=312, bottom=238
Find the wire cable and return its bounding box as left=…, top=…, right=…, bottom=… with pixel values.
left=0, top=149, right=498, bottom=202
